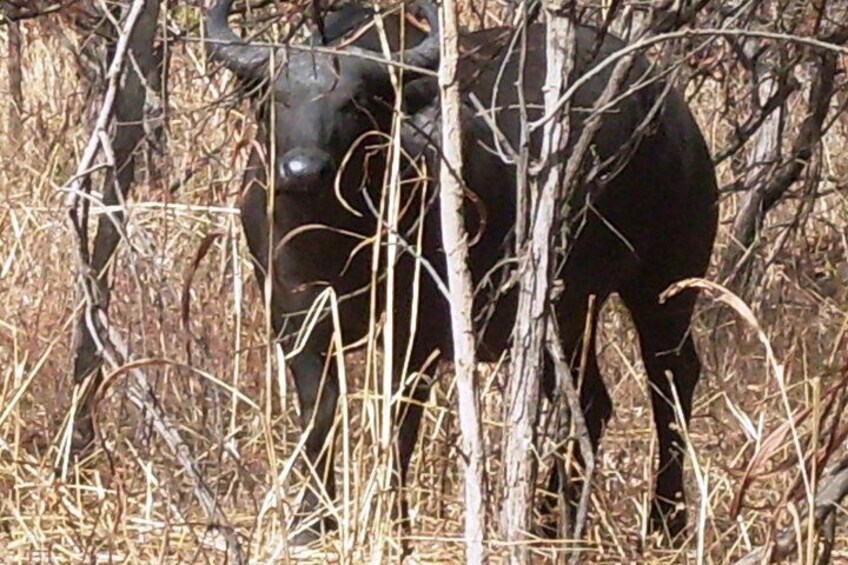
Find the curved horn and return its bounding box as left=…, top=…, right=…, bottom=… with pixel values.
left=205, top=0, right=274, bottom=83
left=397, top=0, right=440, bottom=70
left=347, top=0, right=440, bottom=85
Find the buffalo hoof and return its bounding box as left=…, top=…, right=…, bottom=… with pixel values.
left=535, top=519, right=560, bottom=540
left=53, top=416, right=96, bottom=479
left=289, top=515, right=338, bottom=546
left=649, top=501, right=687, bottom=545
left=533, top=488, right=573, bottom=539
left=534, top=502, right=567, bottom=539
left=71, top=415, right=96, bottom=454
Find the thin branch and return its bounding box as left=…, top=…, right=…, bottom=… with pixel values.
left=532, top=27, right=848, bottom=133
left=546, top=314, right=595, bottom=548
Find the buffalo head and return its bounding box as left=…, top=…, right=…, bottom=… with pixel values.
left=206, top=0, right=439, bottom=195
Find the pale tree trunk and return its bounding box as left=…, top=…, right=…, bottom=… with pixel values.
left=501, top=2, right=575, bottom=561
left=68, top=0, right=163, bottom=450
left=3, top=1, right=24, bottom=138
left=723, top=42, right=782, bottom=283
left=437, top=0, right=486, bottom=561
left=722, top=36, right=842, bottom=288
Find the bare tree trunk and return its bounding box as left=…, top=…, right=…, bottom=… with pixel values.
left=723, top=40, right=783, bottom=285
left=437, top=0, right=486, bottom=561
left=142, top=27, right=169, bottom=187
left=502, top=2, right=575, bottom=560
left=68, top=0, right=163, bottom=451
left=3, top=1, right=24, bottom=138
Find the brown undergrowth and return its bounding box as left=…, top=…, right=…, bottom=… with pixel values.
left=1, top=7, right=847, bottom=564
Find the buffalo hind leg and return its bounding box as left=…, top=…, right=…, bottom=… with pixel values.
left=621, top=286, right=701, bottom=542
left=539, top=298, right=612, bottom=537
left=389, top=335, right=440, bottom=549
left=393, top=370, right=432, bottom=549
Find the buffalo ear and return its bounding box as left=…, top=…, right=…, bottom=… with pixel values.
left=398, top=76, right=439, bottom=159
left=400, top=90, right=488, bottom=160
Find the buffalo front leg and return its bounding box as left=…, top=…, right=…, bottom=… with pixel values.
left=239, top=148, right=341, bottom=543
left=288, top=349, right=341, bottom=545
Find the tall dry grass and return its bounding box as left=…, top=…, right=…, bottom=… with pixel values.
left=1, top=6, right=847, bottom=564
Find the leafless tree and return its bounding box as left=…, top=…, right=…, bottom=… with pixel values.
left=58, top=0, right=245, bottom=561
left=500, top=1, right=722, bottom=558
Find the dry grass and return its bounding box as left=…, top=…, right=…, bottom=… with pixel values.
left=2, top=8, right=848, bottom=564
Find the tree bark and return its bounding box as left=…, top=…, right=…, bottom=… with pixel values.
left=437, top=0, right=486, bottom=561
left=722, top=39, right=783, bottom=285
left=501, top=3, right=575, bottom=561
left=68, top=0, right=163, bottom=450
left=3, top=1, right=24, bottom=138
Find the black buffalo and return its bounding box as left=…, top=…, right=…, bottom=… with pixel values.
left=206, top=0, right=718, bottom=545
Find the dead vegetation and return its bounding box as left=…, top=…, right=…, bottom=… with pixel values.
left=1, top=1, right=847, bottom=563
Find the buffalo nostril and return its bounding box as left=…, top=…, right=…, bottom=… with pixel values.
left=281, top=150, right=333, bottom=182
left=286, top=158, right=311, bottom=176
